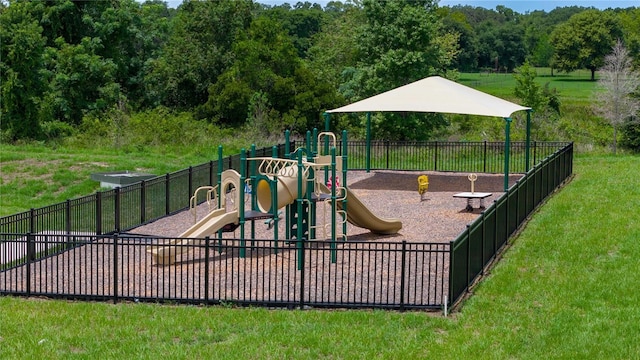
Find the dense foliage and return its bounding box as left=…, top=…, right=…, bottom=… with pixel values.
left=1, top=0, right=638, bottom=145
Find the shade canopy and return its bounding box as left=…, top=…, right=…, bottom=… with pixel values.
left=327, top=76, right=530, bottom=118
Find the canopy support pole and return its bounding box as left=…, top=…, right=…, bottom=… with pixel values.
left=525, top=110, right=531, bottom=172
left=366, top=112, right=371, bottom=173
left=504, top=117, right=512, bottom=191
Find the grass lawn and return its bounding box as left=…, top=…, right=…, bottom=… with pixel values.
left=0, top=143, right=236, bottom=216
left=459, top=68, right=598, bottom=104
left=2, top=154, right=639, bottom=358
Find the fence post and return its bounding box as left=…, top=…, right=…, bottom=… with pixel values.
left=466, top=225, right=471, bottom=291
left=26, top=232, right=33, bottom=296
left=66, top=199, right=72, bottom=249
left=141, top=180, right=147, bottom=224
left=165, top=173, right=170, bottom=215
left=29, top=208, right=35, bottom=234
left=205, top=236, right=210, bottom=303
left=299, top=240, right=305, bottom=309
left=66, top=199, right=71, bottom=233
left=113, top=233, right=118, bottom=304
left=96, top=192, right=102, bottom=235
left=505, top=188, right=511, bottom=242
left=483, top=141, right=487, bottom=173
left=188, top=166, right=193, bottom=203
left=447, top=240, right=454, bottom=309
left=493, top=200, right=498, bottom=255
left=434, top=142, right=438, bottom=171
left=114, top=187, right=121, bottom=234
left=400, top=241, right=406, bottom=311
left=385, top=140, right=390, bottom=169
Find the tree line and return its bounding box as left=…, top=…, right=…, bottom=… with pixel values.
left=1, top=0, right=638, bottom=142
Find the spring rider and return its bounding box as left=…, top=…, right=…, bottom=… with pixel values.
left=417, top=175, right=429, bottom=201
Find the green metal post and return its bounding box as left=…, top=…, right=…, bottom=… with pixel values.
left=324, top=112, right=330, bottom=132
left=272, top=146, right=279, bottom=253
left=285, top=129, right=290, bottom=158
left=504, top=117, right=512, bottom=191
left=525, top=110, right=532, bottom=172
left=250, top=144, right=256, bottom=244
left=239, top=149, right=246, bottom=258
left=341, top=130, right=348, bottom=242
left=297, top=150, right=304, bottom=271
left=284, top=130, right=291, bottom=240
left=217, top=146, right=223, bottom=240
left=366, top=112, right=371, bottom=173
left=217, top=146, right=223, bottom=208
left=331, top=147, right=337, bottom=263
left=312, top=128, right=318, bottom=155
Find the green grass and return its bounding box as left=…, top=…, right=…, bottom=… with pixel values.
left=0, top=141, right=265, bottom=217
left=456, top=69, right=612, bottom=149
left=2, top=154, right=640, bottom=358
left=459, top=68, right=598, bottom=104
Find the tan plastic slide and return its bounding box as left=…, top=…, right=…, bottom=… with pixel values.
left=148, top=169, right=248, bottom=265
left=147, top=208, right=239, bottom=265
left=318, top=183, right=402, bottom=235
left=148, top=168, right=303, bottom=265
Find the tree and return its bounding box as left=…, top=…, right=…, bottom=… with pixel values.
left=203, top=16, right=339, bottom=133
left=0, top=2, right=47, bottom=139
left=40, top=37, right=120, bottom=125
left=338, top=0, right=457, bottom=140
left=593, top=40, right=640, bottom=154
left=145, top=0, right=252, bottom=109
left=306, top=2, right=363, bottom=87
left=513, top=61, right=561, bottom=140
left=550, top=9, right=623, bottom=80
left=440, top=8, right=478, bottom=71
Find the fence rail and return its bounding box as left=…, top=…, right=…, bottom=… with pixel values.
left=343, top=140, right=568, bottom=173
left=0, top=235, right=448, bottom=310
left=0, top=140, right=573, bottom=311
left=448, top=142, right=574, bottom=306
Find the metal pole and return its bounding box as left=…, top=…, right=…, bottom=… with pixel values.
left=366, top=112, right=371, bottom=173
left=504, top=117, right=512, bottom=191
left=525, top=110, right=532, bottom=172
left=297, top=150, right=304, bottom=271
left=239, top=149, right=246, bottom=258
left=342, top=130, right=348, bottom=243
left=331, top=147, right=337, bottom=263
left=217, top=146, right=223, bottom=240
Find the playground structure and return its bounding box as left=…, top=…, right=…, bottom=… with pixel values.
left=147, top=131, right=402, bottom=265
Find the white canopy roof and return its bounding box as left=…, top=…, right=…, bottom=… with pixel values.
left=327, top=76, right=530, bottom=118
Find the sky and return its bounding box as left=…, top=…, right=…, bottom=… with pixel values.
left=437, top=0, right=638, bottom=12
left=160, top=0, right=638, bottom=12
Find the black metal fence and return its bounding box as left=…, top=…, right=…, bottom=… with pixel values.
left=344, top=140, right=566, bottom=173
left=0, top=143, right=292, bottom=237
left=0, top=140, right=573, bottom=311
left=1, top=235, right=448, bottom=310
left=448, top=142, right=574, bottom=306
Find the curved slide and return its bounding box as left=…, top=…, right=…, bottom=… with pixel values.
left=148, top=168, right=302, bottom=265
left=318, top=183, right=402, bottom=235
left=148, top=169, right=248, bottom=265
left=148, top=168, right=401, bottom=265
left=148, top=208, right=239, bottom=265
